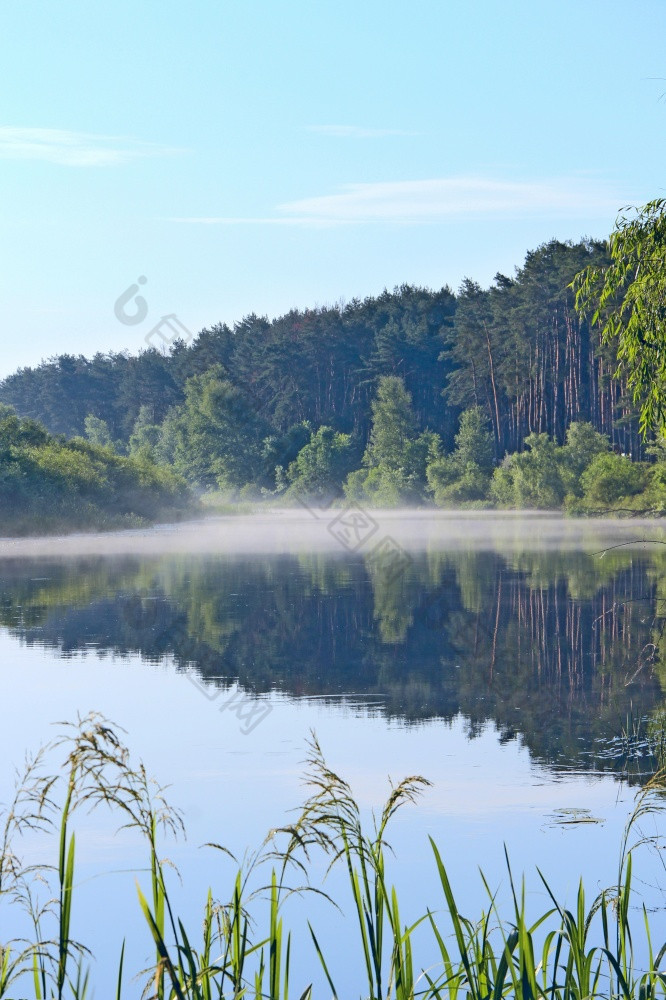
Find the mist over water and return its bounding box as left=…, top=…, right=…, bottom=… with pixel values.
left=0, top=508, right=664, bottom=557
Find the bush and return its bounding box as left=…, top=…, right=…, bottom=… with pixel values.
left=490, top=434, right=565, bottom=509
left=559, top=422, right=610, bottom=496
left=428, top=460, right=490, bottom=504
left=344, top=466, right=422, bottom=507
left=427, top=408, right=494, bottom=506
left=0, top=412, right=194, bottom=535
left=580, top=453, right=649, bottom=506
left=284, top=426, right=355, bottom=502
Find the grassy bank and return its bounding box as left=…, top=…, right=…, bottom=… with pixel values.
left=199, top=492, right=256, bottom=515
left=0, top=410, right=196, bottom=536
left=2, top=715, right=666, bottom=999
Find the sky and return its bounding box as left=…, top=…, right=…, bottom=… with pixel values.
left=1, top=0, right=665, bottom=377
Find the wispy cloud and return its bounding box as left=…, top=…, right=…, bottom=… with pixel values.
left=0, top=127, right=183, bottom=166
left=307, top=125, right=419, bottom=138
left=172, top=175, right=627, bottom=227
left=169, top=216, right=309, bottom=226
left=277, top=177, right=624, bottom=224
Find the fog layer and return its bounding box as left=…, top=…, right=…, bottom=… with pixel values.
left=0, top=508, right=663, bottom=559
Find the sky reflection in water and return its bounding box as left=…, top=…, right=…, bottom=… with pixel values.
left=2, top=512, right=666, bottom=993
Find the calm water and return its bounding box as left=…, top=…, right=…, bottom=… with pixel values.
left=3, top=511, right=666, bottom=995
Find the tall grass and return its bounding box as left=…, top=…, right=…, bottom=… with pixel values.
left=1, top=714, right=665, bottom=999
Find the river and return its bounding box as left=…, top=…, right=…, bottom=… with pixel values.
left=2, top=510, right=666, bottom=996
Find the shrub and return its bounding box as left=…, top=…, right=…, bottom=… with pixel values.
left=559, top=422, right=610, bottom=495
left=490, top=434, right=565, bottom=508
left=580, top=453, right=649, bottom=506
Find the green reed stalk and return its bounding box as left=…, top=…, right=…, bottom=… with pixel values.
left=115, top=939, right=125, bottom=1000
left=269, top=871, right=283, bottom=1000
left=199, top=891, right=212, bottom=1000
left=149, top=814, right=167, bottom=1000
left=220, top=871, right=250, bottom=996
left=137, top=883, right=186, bottom=1000
left=56, top=771, right=76, bottom=1000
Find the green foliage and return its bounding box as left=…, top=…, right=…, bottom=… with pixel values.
left=637, top=441, right=666, bottom=513
left=558, top=421, right=610, bottom=496
left=363, top=376, right=418, bottom=471
left=490, top=433, right=566, bottom=509
left=573, top=198, right=666, bottom=437
left=27, top=440, right=107, bottom=492
left=153, top=405, right=182, bottom=467
left=427, top=407, right=494, bottom=504
left=431, top=462, right=492, bottom=505
left=284, top=425, right=355, bottom=501
left=344, top=376, right=437, bottom=505
left=263, top=421, right=312, bottom=487
left=0, top=288, right=456, bottom=453
left=83, top=414, right=115, bottom=450
left=0, top=239, right=654, bottom=507
left=0, top=236, right=659, bottom=511
left=162, top=366, right=271, bottom=490
left=0, top=410, right=193, bottom=535
left=452, top=406, right=495, bottom=471
left=580, top=452, right=649, bottom=507
left=345, top=464, right=424, bottom=507
left=0, top=412, right=49, bottom=451
left=444, top=241, right=627, bottom=457
left=128, top=405, right=162, bottom=461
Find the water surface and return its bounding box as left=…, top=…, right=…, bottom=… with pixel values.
left=3, top=511, right=666, bottom=994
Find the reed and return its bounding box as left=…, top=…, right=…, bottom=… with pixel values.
left=1, top=715, right=665, bottom=999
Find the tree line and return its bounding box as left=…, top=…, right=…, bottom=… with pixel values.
left=0, top=235, right=656, bottom=509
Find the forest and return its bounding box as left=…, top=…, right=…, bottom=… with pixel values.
left=1, top=236, right=662, bottom=516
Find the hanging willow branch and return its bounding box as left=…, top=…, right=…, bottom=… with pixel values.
left=572, top=198, right=666, bottom=439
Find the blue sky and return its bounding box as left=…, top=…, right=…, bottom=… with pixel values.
left=1, top=0, right=665, bottom=377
